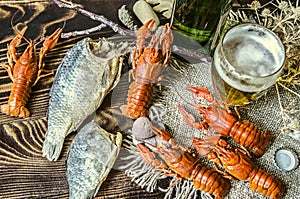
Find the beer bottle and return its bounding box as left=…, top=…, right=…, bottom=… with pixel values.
left=172, top=0, right=232, bottom=53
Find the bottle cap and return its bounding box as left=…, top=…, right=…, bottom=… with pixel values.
left=274, top=148, right=299, bottom=172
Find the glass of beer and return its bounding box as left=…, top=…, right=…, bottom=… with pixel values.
left=211, top=23, right=285, bottom=106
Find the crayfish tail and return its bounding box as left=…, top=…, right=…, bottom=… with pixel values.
left=0, top=104, right=30, bottom=118
left=192, top=165, right=231, bottom=199
left=230, top=120, right=272, bottom=157
left=124, top=82, right=153, bottom=119
left=211, top=174, right=231, bottom=199
left=252, top=130, right=272, bottom=157
left=249, top=168, right=284, bottom=199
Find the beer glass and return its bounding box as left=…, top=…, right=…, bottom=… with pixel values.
left=211, top=23, right=285, bottom=106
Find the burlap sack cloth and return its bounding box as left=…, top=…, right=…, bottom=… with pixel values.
left=118, top=56, right=300, bottom=199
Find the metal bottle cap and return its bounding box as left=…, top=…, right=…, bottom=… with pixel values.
left=274, top=148, right=299, bottom=172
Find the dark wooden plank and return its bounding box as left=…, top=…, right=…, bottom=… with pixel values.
left=0, top=1, right=165, bottom=198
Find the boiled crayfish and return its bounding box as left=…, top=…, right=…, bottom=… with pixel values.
left=136, top=125, right=231, bottom=199
left=0, top=26, right=62, bottom=118
left=121, top=19, right=173, bottom=119
left=193, top=136, right=284, bottom=199
left=178, top=86, right=272, bottom=157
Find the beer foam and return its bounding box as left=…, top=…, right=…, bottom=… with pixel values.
left=223, top=37, right=277, bottom=77
left=213, top=24, right=285, bottom=92
left=214, top=45, right=280, bottom=92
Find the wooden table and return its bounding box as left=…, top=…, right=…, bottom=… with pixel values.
left=0, top=0, right=280, bottom=198
left=0, top=0, right=165, bottom=198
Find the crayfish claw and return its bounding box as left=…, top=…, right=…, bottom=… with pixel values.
left=7, top=26, right=28, bottom=65
left=10, top=26, right=28, bottom=47
left=42, top=28, right=62, bottom=51
left=160, top=23, right=173, bottom=64
left=186, top=86, right=215, bottom=103
left=136, top=19, right=155, bottom=40
left=134, top=19, right=155, bottom=60
left=151, top=125, right=172, bottom=142
left=192, top=137, right=213, bottom=157
left=140, top=19, right=155, bottom=32
left=137, top=143, right=168, bottom=168
left=178, top=104, right=208, bottom=130
left=38, top=28, right=62, bottom=69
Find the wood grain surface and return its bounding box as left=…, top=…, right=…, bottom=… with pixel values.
left=0, top=0, right=280, bottom=198
left=0, top=0, right=165, bottom=198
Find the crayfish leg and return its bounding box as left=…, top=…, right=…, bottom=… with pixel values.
left=213, top=164, right=237, bottom=181
left=168, top=175, right=184, bottom=187
left=0, top=63, right=14, bottom=81
left=230, top=105, right=248, bottom=119
left=237, top=145, right=252, bottom=158
left=32, top=68, right=54, bottom=86
left=128, top=68, right=136, bottom=82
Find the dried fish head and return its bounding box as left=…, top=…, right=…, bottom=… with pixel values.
left=67, top=120, right=122, bottom=199
left=43, top=37, right=131, bottom=161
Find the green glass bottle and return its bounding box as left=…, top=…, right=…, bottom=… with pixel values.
left=172, top=0, right=232, bottom=53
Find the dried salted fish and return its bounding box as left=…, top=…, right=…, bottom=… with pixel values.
left=43, top=37, right=131, bottom=161
left=118, top=5, right=136, bottom=30
left=67, top=120, right=122, bottom=199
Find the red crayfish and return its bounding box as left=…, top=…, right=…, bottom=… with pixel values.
left=136, top=125, right=231, bottom=199
left=0, top=26, right=62, bottom=118
left=178, top=86, right=272, bottom=157
left=121, top=19, right=173, bottom=119
left=193, top=136, right=284, bottom=199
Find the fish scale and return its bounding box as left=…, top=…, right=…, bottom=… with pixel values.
left=43, top=37, right=131, bottom=161
left=66, top=120, right=122, bottom=199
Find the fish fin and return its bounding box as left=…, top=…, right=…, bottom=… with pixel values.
left=42, top=137, right=64, bottom=161
left=92, top=184, right=101, bottom=198
left=42, top=127, right=70, bottom=161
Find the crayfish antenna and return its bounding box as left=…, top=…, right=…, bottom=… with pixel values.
left=10, top=10, right=31, bottom=45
